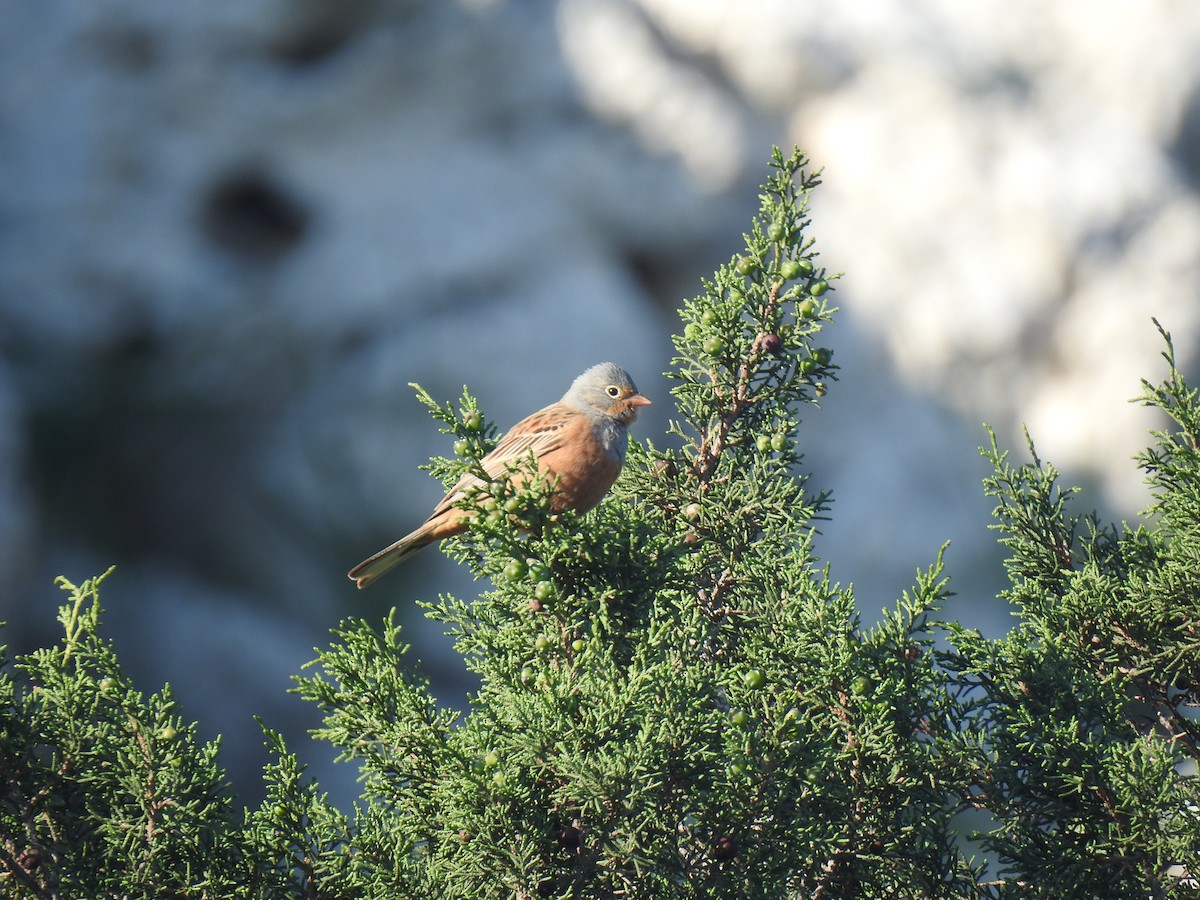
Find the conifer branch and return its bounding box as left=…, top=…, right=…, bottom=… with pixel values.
left=5, top=149, right=1200, bottom=897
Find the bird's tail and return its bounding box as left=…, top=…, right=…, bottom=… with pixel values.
left=347, top=525, right=437, bottom=589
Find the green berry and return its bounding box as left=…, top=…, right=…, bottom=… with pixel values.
left=463, top=410, right=482, bottom=431
left=850, top=675, right=871, bottom=696
left=503, top=559, right=527, bottom=581
left=684, top=322, right=701, bottom=341
left=797, top=298, right=817, bottom=319
left=453, top=439, right=471, bottom=456
left=534, top=634, right=552, bottom=653
left=767, top=221, right=785, bottom=241
left=735, top=256, right=758, bottom=276
left=701, top=309, right=718, bottom=327
left=798, top=357, right=816, bottom=376
left=728, top=759, right=748, bottom=776
left=809, top=279, right=828, bottom=296
left=533, top=581, right=554, bottom=602
left=702, top=336, right=725, bottom=355
left=756, top=434, right=772, bottom=453
left=779, top=260, right=801, bottom=281
left=571, top=639, right=585, bottom=653
left=528, top=561, right=549, bottom=582
left=814, top=347, right=833, bottom=365
left=744, top=669, right=766, bottom=690
left=770, top=433, right=787, bottom=453
left=797, top=258, right=814, bottom=276
left=484, top=750, right=500, bottom=768
left=158, top=726, right=177, bottom=741
left=730, top=709, right=748, bottom=728
left=520, top=666, right=533, bottom=685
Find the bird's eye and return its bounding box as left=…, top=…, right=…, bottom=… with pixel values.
left=606, top=385, right=621, bottom=398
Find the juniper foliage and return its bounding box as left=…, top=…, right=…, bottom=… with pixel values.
left=2, top=150, right=1198, bottom=898
left=290, top=147, right=981, bottom=897
left=944, top=322, right=1200, bottom=897
left=0, top=569, right=246, bottom=897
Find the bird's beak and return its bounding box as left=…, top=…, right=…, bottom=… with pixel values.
left=630, top=394, right=651, bottom=407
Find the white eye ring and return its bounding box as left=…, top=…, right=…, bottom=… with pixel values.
left=606, top=385, right=621, bottom=398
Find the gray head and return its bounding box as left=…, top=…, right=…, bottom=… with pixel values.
left=561, top=362, right=651, bottom=424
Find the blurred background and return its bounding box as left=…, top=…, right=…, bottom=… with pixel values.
left=3, top=0, right=1199, bottom=806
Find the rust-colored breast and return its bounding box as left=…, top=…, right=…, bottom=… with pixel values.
left=537, top=416, right=625, bottom=513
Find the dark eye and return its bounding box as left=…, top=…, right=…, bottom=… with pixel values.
left=606, top=385, right=621, bottom=398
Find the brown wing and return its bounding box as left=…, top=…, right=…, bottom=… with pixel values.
left=428, top=403, right=572, bottom=518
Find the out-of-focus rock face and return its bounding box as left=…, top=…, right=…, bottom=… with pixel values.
left=2, top=0, right=1197, bottom=801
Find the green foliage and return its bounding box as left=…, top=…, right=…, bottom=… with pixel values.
left=944, top=321, right=1200, bottom=897
left=2, top=150, right=1199, bottom=897
left=0, top=569, right=245, bottom=898
left=239, top=726, right=357, bottom=898
left=289, top=147, right=981, bottom=897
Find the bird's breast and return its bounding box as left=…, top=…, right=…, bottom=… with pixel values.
left=593, top=418, right=629, bottom=461
left=539, top=419, right=627, bottom=514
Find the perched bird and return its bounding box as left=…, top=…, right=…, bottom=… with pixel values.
left=348, top=362, right=650, bottom=588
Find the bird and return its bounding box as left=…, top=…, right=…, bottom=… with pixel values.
left=348, top=362, right=650, bottom=588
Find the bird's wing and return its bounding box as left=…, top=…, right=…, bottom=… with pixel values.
left=428, top=404, right=573, bottom=517
left=480, top=405, right=572, bottom=478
